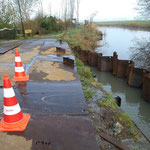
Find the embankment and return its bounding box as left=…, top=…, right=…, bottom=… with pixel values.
left=62, top=27, right=150, bottom=149
left=73, top=47, right=150, bottom=102
left=96, top=20, right=150, bottom=30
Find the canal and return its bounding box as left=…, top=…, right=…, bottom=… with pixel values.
left=94, top=26, right=150, bottom=140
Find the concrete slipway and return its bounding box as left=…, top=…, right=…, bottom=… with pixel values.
left=0, top=38, right=99, bottom=150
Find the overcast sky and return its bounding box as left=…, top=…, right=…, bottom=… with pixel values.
left=42, top=0, right=138, bottom=21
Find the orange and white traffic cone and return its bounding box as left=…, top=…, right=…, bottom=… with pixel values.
left=0, top=74, right=30, bottom=131
left=12, top=48, right=29, bottom=82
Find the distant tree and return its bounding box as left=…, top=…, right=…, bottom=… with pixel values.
left=89, top=11, right=98, bottom=23
left=0, top=0, right=15, bottom=28
left=75, top=0, right=81, bottom=23
left=13, top=0, right=40, bottom=21
left=137, top=0, right=150, bottom=19
left=40, top=16, right=60, bottom=32
left=0, top=0, right=40, bottom=29
left=69, top=0, right=75, bottom=20
left=130, top=38, right=150, bottom=70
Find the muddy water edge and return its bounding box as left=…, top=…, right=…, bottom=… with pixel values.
left=95, top=26, right=150, bottom=139
left=84, top=26, right=150, bottom=149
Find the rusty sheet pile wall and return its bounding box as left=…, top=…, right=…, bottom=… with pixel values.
left=73, top=47, right=150, bottom=102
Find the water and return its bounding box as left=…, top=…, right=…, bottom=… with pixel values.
left=96, top=27, right=150, bottom=65
left=94, top=26, right=150, bottom=140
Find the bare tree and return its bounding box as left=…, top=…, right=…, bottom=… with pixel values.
left=48, top=1, right=52, bottom=16
left=38, top=0, right=43, bottom=16
left=11, top=0, right=40, bottom=21
left=75, top=0, right=81, bottom=23
left=0, top=0, right=17, bottom=28
left=69, top=0, right=75, bottom=20
left=137, top=0, right=150, bottom=19
left=130, top=38, right=150, bottom=70
left=89, top=11, right=98, bottom=23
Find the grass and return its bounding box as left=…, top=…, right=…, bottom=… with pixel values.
left=76, top=58, right=138, bottom=138
left=96, top=20, right=150, bottom=29
left=75, top=58, right=96, bottom=99
left=33, top=31, right=64, bottom=38
left=82, top=86, right=95, bottom=99
left=98, top=92, right=118, bottom=109
left=119, top=112, right=135, bottom=133
left=63, top=26, right=101, bottom=51
left=118, top=111, right=139, bottom=139
left=0, top=41, right=4, bottom=45
left=75, top=58, right=102, bottom=100
left=98, top=93, right=138, bottom=139
left=64, top=27, right=138, bottom=139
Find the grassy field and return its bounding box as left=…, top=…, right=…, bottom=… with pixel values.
left=62, top=27, right=101, bottom=51
left=0, top=42, right=4, bottom=45
left=96, top=20, right=150, bottom=29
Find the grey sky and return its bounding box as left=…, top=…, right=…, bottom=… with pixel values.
left=42, top=0, right=138, bottom=21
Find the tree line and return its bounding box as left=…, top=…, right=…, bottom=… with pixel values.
left=0, top=0, right=81, bottom=35
left=0, top=0, right=149, bottom=34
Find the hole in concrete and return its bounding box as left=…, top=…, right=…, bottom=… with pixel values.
left=82, top=109, right=86, bottom=112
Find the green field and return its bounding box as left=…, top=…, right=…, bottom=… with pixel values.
left=96, top=20, right=150, bottom=29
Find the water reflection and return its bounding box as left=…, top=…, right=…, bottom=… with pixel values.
left=91, top=68, right=150, bottom=139
left=130, top=38, right=150, bottom=70
left=16, top=82, right=27, bottom=104
left=97, top=26, right=150, bottom=60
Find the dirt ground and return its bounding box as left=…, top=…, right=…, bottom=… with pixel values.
left=32, top=45, right=41, bottom=50
left=87, top=86, right=150, bottom=150
left=0, top=132, right=32, bottom=150
left=0, top=50, right=40, bottom=64
left=41, top=47, right=72, bottom=55
left=29, top=60, right=77, bottom=81
left=0, top=65, right=15, bottom=87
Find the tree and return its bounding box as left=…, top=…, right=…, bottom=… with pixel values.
left=13, top=0, right=40, bottom=21
left=130, top=38, right=150, bottom=70
left=89, top=11, right=98, bottom=23
left=0, top=0, right=16, bottom=28
left=0, top=0, right=40, bottom=29
left=75, top=0, right=81, bottom=23
left=69, top=0, right=75, bottom=20
left=137, top=0, right=150, bottom=19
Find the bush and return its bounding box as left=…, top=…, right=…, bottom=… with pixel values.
left=23, top=15, right=66, bottom=36
left=40, top=16, right=58, bottom=32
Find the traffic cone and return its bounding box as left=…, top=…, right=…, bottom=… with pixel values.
left=12, top=48, right=29, bottom=81
left=0, top=74, right=30, bottom=131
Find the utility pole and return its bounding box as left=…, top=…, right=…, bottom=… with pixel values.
left=17, top=0, right=25, bottom=38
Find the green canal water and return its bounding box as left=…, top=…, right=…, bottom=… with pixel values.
left=92, top=68, right=150, bottom=139
left=94, top=26, right=150, bottom=140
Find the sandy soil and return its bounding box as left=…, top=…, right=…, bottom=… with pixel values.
left=41, top=47, right=72, bottom=55
left=0, top=50, right=39, bottom=64
left=29, top=61, right=76, bottom=81
left=0, top=65, right=15, bottom=86
left=32, top=45, right=41, bottom=50
left=0, top=132, right=32, bottom=150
